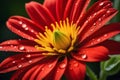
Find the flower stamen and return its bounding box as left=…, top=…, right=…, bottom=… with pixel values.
left=34, top=18, right=80, bottom=54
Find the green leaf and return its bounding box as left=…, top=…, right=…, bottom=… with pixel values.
left=100, top=55, right=120, bottom=76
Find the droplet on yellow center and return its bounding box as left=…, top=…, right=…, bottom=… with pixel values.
left=53, top=30, right=71, bottom=50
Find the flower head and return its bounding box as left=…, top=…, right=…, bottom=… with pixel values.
left=0, top=0, right=120, bottom=80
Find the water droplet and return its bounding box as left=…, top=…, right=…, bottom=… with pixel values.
left=28, top=60, right=32, bottom=63
left=22, top=24, right=27, bottom=28
left=13, top=46, right=17, bottom=49
left=0, top=46, right=3, bottom=49
left=48, top=64, right=53, bottom=68
left=93, top=23, right=96, bottom=26
left=31, top=30, right=34, bottom=32
left=26, top=54, right=31, bottom=58
left=103, top=15, right=106, bottom=17
left=85, top=20, right=89, bottom=23
left=10, top=45, right=13, bottom=47
left=21, top=58, right=24, bottom=60
left=25, top=27, right=29, bottom=30
left=107, top=10, right=110, bottom=13
left=57, top=70, right=59, bottom=73
left=104, top=34, right=108, bottom=37
left=90, top=29, right=94, bottom=32
left=12, top=61, right=16, bottom=64
left=18, top=46, right=25, bottom=51
left=17, top=64, right=22, bottom=68
left=81, top=54, right=87, bottom=59
left=59, top=62, right=66, bottom=69
left=93, top=13, right=97, bottom=16
left=97, top=38, right=101, bottom=42
left=75, top=3, right=78, bottom=6
left=98, top=18, right=102, bottom=21
left=99, top=2, right=104, bottom=6
left=73, top=63, right=79, bottom=67
left=90, top=42, right=94, bottom=45
left=19, top=21, right=23, bottom=24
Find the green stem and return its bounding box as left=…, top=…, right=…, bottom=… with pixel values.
left=99, top=71, right=107, bottom=80
left=86, top=66, right=98, bottom=80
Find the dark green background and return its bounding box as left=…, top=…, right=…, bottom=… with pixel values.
left=0, top=0, right=120, bottom=80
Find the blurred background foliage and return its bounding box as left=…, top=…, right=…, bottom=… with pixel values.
left=0, top=0, right=120, bottom=80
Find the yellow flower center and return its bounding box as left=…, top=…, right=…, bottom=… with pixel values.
left=34, top=18, right=80, bottom=55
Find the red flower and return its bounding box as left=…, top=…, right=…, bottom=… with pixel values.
left=0, top=0, right=120, bottom=80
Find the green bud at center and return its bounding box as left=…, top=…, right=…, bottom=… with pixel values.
left=53, top=30, right=71, bottom=50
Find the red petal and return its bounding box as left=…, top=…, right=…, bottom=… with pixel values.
left=65, top=59, right=86, bottom=80
left=11, top=56, right=58, bottom=80
left=78, top=0, right=113, bottom=26
left=22, top=64, right=43, bottom=80
left=85, top=0, right=113, bottom=17
left=35, top=57, right=58, bottom=80
left=72, top=46, right=109, bottom=62
left=79, top=8, right=117, bottom=42
left=82, top=23, right=120, bottom=47
left=44, top=57, right=67, bottom=80
left=26, top=1, right=55, bottom=28
left=0, top=53, right=45, bottom=73
left=11, top=64, right=38, bottom=80
left=6, top=16, right=43, bottom=40
left=63, top=0, right=75, bottom=19
left=0, top=40, right=39, bottom=52
left=43, top=0, right=57, bottom=20
left=100, top=40, right=120, bottom=55
left=70, top=0, right=90, bottom=23
left=56, top=0, right=68, bottom=20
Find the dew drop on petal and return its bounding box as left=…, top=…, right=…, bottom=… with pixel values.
left=22, top=24, right=27, bottom=28
left=0, top=46, right=3, bottom=49
left=97, top=38, right=101, bottom=42
left=103, top=15, right=106, bottom=17
left=81, top=54, right=87, bottom=59
left=90, top=42, right=94, bottom=45
left=31, top=30, right=34, bottom=33
left=99, top=2, right=104, bottom=6
left=14, top=46, right=17, bottom=49
left=48, top=64, right=53, bottom=68
left=18, top=46, right=25, bottom=51
left=57, top=70, right=59, bottom=73
left=28, top=60, right=32, bottom=64
left=19, top=21, right=23, bottom=24
left=104, top=34, right=108, bottom=37
left=21, top=58, right=24, bottom=60
left=17, top=64, right=22, bottom=68
left=90, top=29, right=94, bottom=32
left=93, top=23, right=96, bottom=26
left=86, top=20, right=89, bottom=22
left=98, top=18, right=102, bottom=21
left=93, top=13, right=97, bottom=16
left=59, top=62, right=66, bottom=69
left=25, top=27, right=29, bottom=30
left=26, top=54, right=31, bottom=58
left=10, top=45, right=13, bottom=47
left=73, top=62, right=79, bottom=67
left=12, top=61, right=16, bottom=64
left=107, top=10, right=110, bottom=13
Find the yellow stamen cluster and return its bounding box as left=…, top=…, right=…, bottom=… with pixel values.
left=34, top=18, right=80, bottom=54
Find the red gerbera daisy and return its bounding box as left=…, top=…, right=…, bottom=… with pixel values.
left=0, top=0, right=120, bottom=80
